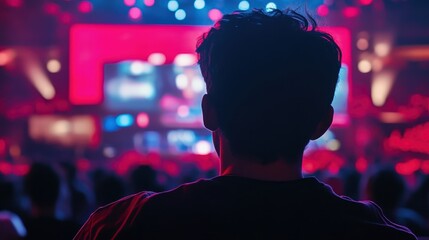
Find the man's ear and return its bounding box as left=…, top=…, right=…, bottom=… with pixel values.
left=202, top=94, right=219, bottom=131
left=310, top=105, right=334, bottom=140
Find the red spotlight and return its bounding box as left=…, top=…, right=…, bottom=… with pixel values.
left=343, top=6, right=360, bottom=18
left=316, top=4, right=329, bottom=17
left=359, top=0, right=373, bottom=5
left=78, top=1, right=93, bottom=13
left=208, top=9, right=222, bottom=22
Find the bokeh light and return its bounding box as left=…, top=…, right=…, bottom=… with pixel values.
left=124, top=0, right=136, bottom=7
left=148, top=53, right=166, bottom=65
left=167, top=0, right=179, bottom=11
left=356, top=38, right=369, bottom=50
left=359, top=0, right=373, bottom=5
left=317, top=4, right=329, bottom=17
left=238, top=1, right=250, bottom=11
left=193, top=140, right=211, bottom=155
left=358, top=59, right=372, bottom=73
left=129, top=7, right=142, bottom=20
left=78, top=1, right=93, bottom=13
left=130, top=61, right=149, bottom=75
left=43, top=3, right=60, bottom=15
left=174, top=54, right=197, bottom=66
left=208, top=9, right=222, bottom=22
left=6, top=0, right=23, bottom=7
left=136, top=113, right=150, bottom=128
left=175, top=74, right=188, bottom=90
left=194, top=0, right=205, bottom=10
left=175, top=9, right=186, bottom=20
left=265, top=2, right=277, bottom=12
left=116, top=114, right=134, bottom=127
left=177, top=105, right=190, bottom=117
left=343, top=6, right=360, bottom=18
left=46, top=59, right=61, bottom=73
left=374, top=42, right=391, bottom=57
left=0, top=49, right=15, bottom=66
left=144, top=0, right=155, bottom=7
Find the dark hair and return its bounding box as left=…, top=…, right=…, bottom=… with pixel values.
left=197, top=9, right=342, bottom=164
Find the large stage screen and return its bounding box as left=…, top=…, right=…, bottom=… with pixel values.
left=70, top=24, right=351, bottom=126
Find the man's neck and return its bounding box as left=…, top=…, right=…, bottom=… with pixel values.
left=220, top=154, right=303, bottom=182
left=215, top=132, right=303, bottom=182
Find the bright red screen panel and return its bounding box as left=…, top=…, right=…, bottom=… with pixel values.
left=69, top=25, right=351, bottom=105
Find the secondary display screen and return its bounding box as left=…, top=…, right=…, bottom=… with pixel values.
left=104, top=61, right=205, bottom=128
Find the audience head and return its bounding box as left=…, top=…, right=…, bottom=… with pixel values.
left=129, top=165, right=160, bottom=192
left=23, top=163, right=60, bottom=210
left=197, top=9, right=342, bottom=164
left=366, top=168, right=406, bottom=213
left=93, top=170, right=125, bottom=207
left=0, top=176, right=15, bottom=211
left=342, top=168, right=362, bottom=200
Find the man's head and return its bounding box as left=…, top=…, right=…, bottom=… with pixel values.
left=197, top=9, right=342, bottom=164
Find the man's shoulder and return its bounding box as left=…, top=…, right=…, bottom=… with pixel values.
left=96, top=191, right=155, bottom=218
left=312, top=187, right=417, bottom=239
left=341, top=201, right=417, bottom=240
left=73, top=191, right=155, bottom=240
left=73, top=179, right=213, bottom=239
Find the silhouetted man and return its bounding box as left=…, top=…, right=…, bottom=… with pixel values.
left=75, top=9, right=416, bottom=239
